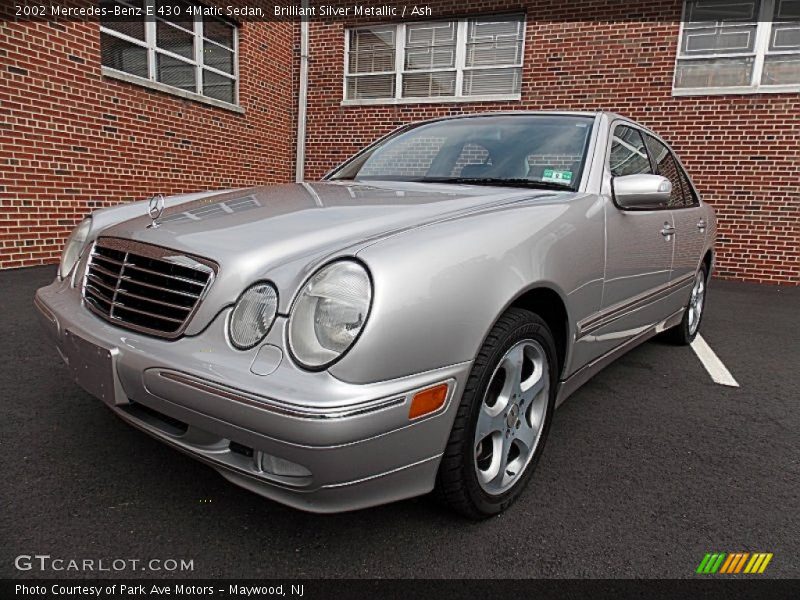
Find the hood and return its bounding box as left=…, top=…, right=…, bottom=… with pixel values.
left=105, top=180, right=566, bottom=265
left=100, top=181, right=567, bottom=328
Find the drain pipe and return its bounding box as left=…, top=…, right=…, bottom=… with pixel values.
left=294, top=4, right=309, bottom=183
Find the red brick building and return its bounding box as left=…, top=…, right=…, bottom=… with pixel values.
left=1, top=4, right=295, bottom=269
left=2, top=0, right=798, bottom=283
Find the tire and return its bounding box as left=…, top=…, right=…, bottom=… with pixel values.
left=435, top=308, right=558, bottom=519
left=663, top=263, right=708, bottom=346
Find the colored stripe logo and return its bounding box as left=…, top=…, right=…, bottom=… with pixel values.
left=696, top=552, right=773, bottom=574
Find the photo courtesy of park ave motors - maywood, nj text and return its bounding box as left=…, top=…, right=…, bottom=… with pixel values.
left=1, top=0, right=799, bottom=591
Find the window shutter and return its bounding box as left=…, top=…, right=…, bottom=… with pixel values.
left=346, top=75, right=396, bottom=100
left=348, top=28, right=396, bottom=73
left=463, top=68, right=521, bottom=96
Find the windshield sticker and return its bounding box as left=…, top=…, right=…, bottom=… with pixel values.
left=542, top=169, right=573, bottom=184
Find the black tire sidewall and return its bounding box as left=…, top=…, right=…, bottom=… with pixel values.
left=460, top=312, right=558, bottom=516
left=681, top=263, right=709, bottom=344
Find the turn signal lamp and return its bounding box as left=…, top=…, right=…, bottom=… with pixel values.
left=408, top=383, right=449, bottom=420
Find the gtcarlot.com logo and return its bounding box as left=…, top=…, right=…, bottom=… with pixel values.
left=696, top=552, right=773, bottom=574
left=14, top=554, right=194, bottom=572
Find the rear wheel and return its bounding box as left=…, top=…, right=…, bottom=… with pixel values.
left=435, top=308, right=557, bottom=519
left=664, top=264, right=707, bottom=345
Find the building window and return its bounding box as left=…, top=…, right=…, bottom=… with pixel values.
left=100, top=0, right=238, bottom=105
left=344, top=14, right=525, bottom=103
left=674, top=0, right=800, bottom=94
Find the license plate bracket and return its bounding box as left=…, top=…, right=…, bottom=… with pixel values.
left=63, top=329, right=119, bottom=406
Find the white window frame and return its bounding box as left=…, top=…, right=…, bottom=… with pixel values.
left=673, top=0, right=800, bottom=95
left=100, top=0, right=240, bottom=111
left=342, top=15, right=526, bottom=105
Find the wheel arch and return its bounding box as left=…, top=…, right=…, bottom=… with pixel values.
left=702, top=248, right=714, bottom=277
left=505, top=285, right=570, bottom=380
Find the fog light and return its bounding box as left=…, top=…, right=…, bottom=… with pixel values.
left=259, top=453, right=312, bottom=478
left=408, top=383, right=449, bottom=420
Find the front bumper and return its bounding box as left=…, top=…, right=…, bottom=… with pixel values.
left=35, top=280, right=471, bottom=513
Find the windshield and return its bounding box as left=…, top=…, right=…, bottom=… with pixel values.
left=329, top=115, right=594, bottom=191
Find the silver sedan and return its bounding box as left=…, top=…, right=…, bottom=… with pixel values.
left=35, top=112, right=715, bottom=517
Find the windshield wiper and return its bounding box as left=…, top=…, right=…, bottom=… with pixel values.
left=415, top=177, right=573, bottom=190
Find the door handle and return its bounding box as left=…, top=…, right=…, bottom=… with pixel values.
left=697, top=219, right=706, bottom=232
left=661, top=223, right=675, bottom=238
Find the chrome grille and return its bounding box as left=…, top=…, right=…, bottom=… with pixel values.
left=82, top=237, right=216, bottom=338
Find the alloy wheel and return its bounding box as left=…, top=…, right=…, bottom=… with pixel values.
left=688, top=270, right=706, bottom=335
left=474, top=339, right=549, bottom=495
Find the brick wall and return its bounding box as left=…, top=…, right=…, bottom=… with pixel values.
left=302, top=1, right=800, bottom=284
left=2, top=1, right=798, bottom=284
left=0, top=12, right=296, bottom=269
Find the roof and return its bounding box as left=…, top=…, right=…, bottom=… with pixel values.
left=412, top=110, right=633, bottom=126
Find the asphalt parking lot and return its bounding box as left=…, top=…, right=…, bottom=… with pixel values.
left=2, top=266, right=798, bottom=579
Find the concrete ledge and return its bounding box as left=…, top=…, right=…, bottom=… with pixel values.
left=341, top=94, right=521, bottom=106
left=102, top=67, right=245, bottom=114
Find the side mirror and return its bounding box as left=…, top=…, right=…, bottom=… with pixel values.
left=612, top=174, right=672, bottom=210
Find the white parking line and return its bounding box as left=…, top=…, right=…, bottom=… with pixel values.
left=691, top=334, right=740, bottom=387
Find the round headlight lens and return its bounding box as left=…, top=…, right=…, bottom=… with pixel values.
left=229, top=282, right=278, bottom=350
left=59, top=218, right=91, bottom=280
left=289, top=261, right=372, bottom=369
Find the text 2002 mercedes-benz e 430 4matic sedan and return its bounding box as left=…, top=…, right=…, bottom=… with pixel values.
left=36, top=112, right=715, bottom=518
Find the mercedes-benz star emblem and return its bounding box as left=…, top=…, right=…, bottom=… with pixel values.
left=147, top=194, right=165, bottom=228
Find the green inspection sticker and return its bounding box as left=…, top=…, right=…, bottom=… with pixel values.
left=542, top=169, right=573, bottom=184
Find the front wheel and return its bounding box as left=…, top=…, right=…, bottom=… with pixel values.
left=435, top=308, right=557, bottom=519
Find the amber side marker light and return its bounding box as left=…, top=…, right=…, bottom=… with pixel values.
left=408, top=383, right=449, bottom=420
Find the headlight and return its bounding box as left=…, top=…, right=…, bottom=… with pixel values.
left=289, top=260, right=372, bottom=369
left=59, top=218, right=91, bottom=280
left=228, top=282, right=279, bottom=350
